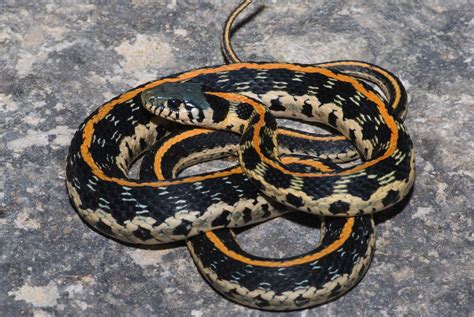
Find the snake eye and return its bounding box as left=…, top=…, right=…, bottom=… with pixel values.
left=167, top=99, right=182, bottom=109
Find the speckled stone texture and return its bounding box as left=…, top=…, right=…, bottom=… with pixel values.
left=1, top=0, right=473, bottom=316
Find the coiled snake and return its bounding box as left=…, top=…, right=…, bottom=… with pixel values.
left=66, top=0, right=415, bottom=311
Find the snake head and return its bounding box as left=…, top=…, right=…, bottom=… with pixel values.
left=141, top=82, right=213, bottom=125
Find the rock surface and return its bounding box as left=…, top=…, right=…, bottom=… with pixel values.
left=1, top=1, right=472, bottom=316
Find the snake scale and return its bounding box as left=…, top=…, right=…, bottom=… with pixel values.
left=66, top=0, right=415, bottom=311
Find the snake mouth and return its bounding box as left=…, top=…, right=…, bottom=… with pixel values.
left=141, top=91, right=166, bottom=115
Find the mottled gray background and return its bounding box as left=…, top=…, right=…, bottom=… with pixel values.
left=1, top=0, right=473, bottom=316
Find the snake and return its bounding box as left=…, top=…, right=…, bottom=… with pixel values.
left=140, top=126, right=377, bottom=310
left=65, top=0, right=415, bottom=310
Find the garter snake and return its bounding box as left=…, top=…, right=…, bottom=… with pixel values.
left=65, top=0, right=414, bottom=310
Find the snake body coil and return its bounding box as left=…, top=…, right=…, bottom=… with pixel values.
left=140, top=127, right=376, bottom=310
left=66, top=0, right=414, bottom=311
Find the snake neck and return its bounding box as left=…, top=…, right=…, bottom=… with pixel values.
left=204, top=92, right=280, bottom=161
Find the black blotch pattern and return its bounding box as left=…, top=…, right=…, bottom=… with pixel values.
left=294, top=295, right=310, bottom=307
left=348, top=128, right=356, bottom=143
left=172, top=219, right=193, bottom=236
left=242, top=207, right=253, bottom=223
left=259, top=130, right=276, bottom=158
left=139, top=138, right=148, bottom=152
left=133, top=226, right=153, bottom=240
left=285, top=193, right=304, bottom=208
left=329, top=200, right=351, bottom=214
left=240, top=125, right=254, bottom=144
left=260, top=203, right=271, bottom=218
left=240, top=147, right=261, bottom=170
left=315, top=77, right=356, bottom=104
left=210, top=98, right=230, bottom=123
left=346, top=176, right=381, bottom=201
left=96, top=220, right=113, bottom=236
left=269, top=98, right=285, bottom=112
left=381, top=189, right=400, bottom=207
left=254, top=295, right=271, bottom=308
left=360, top=120, right=377, bottom=141
left=328, top=283, right=343, bottom=299
left=263, top=112, right=277, bottom=131
left=235, top=103, right=254, bottom=120
left=211, top=210, right=231, bottom=227
left=302, top=102, right=313, bottom=117
left=263, top=167, right=293, bottom=189
left=327, top=110, right=338, bottom=127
